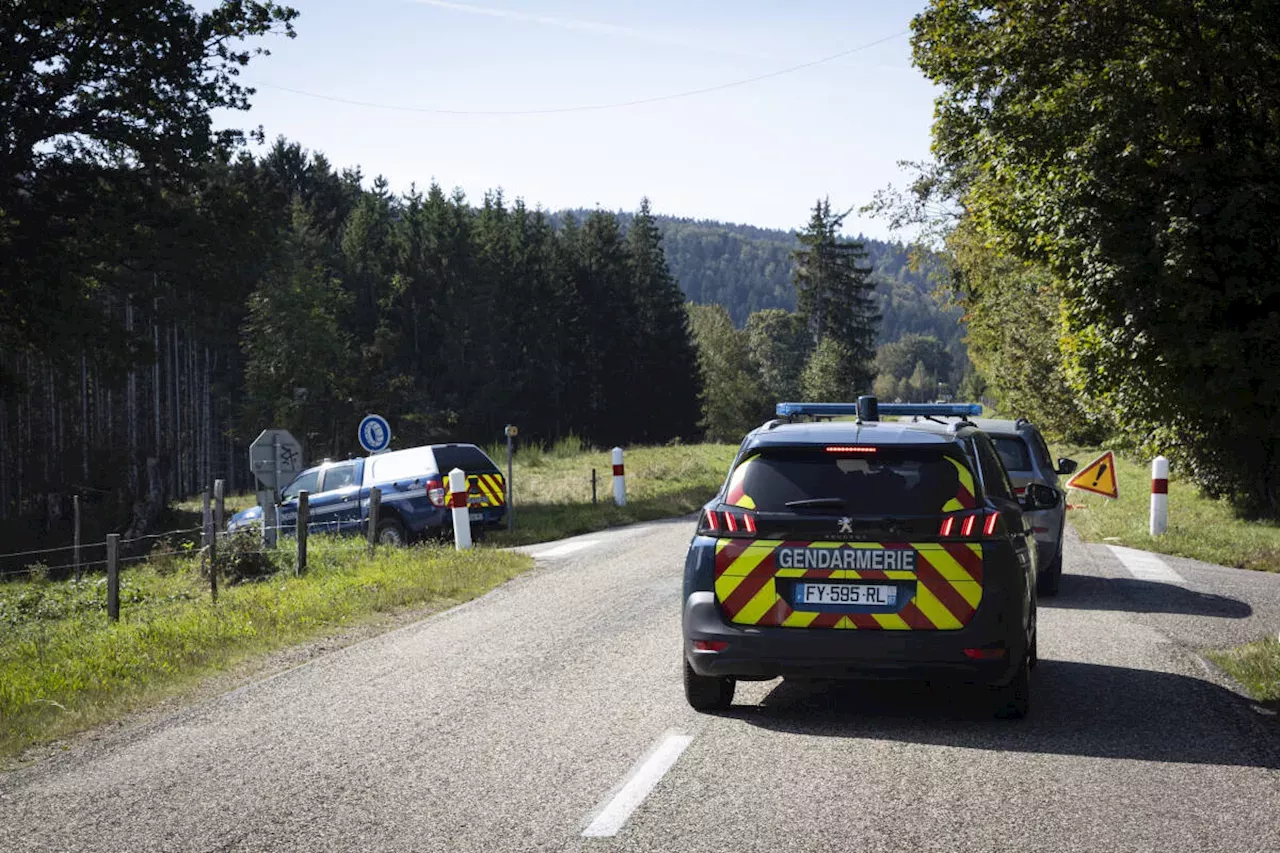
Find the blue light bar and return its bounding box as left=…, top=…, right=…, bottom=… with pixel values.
left=775, top=402, right=861, bottom=417
left=775, top=401, right=982, bottom=419
left=879, top=403, right=983, bottom=417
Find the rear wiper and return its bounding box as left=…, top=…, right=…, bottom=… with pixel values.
left=784, top=497, right=847, bottom=509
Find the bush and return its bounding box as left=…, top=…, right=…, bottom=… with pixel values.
left=218, top=532, right=283, bottom=584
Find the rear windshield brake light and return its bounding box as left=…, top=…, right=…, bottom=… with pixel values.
left=825, top=445, right=877, bottom=453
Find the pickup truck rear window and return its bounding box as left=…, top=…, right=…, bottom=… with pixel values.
left=991, top=436, right=1032, bottom=472
left=730, top=447, right=969, bottom=515
left=433, top=445, right=500, bottom=475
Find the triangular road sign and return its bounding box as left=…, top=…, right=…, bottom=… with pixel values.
left=1067, top=450, right=1119, bottom=499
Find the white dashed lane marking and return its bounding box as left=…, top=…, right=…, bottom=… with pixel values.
left=531, top=539, right=600, bottom=560
left=582, top=732, right=693, bottom=838
left=1108, top=545, right=1186, bottom=585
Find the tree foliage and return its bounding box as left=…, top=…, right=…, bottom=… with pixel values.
left=914, top=0, right=1280, bottom=514
left=687, top=304, right=768, bottom=442
left=791, top=199, right=880, bottom=392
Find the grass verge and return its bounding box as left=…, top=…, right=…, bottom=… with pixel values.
left=1055, top=445, right=1280, bottom=572
left=484, top=440, right=738, bottom=547
left=1207, top=638, right=1280, bottom=712
left=0, top=537, right=530, bottom=762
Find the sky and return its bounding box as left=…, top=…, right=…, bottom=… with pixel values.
left=219, top=0, right=938, bottom=239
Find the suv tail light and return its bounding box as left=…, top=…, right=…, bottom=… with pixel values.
left=426, top=477, right=446, bottom=508
left=938, top=510, right=1004, bottom=540
left=699, top=509, right=757, bottom=538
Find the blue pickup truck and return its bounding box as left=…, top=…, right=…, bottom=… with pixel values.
left=227, top=443, right=507, bottom=544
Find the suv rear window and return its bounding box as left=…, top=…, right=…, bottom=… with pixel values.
left=991, top=436, right=1032, bottom=472
left=729, top=447, right=969, bottom=515
left=433, top=445, right=500, bottom=475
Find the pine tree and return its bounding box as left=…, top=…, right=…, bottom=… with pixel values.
left=791, top=199, right=880, bottom=393
left=626, top=198, right=702, bottom=442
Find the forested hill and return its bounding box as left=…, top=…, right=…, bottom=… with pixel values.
left=555, top=210, right=964, bottom=353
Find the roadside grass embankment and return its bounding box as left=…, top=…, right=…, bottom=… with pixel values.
left=0, top=537, right=530, bottom=762
left=1207, top=638, right=1280, bottom=714
left=1055, top=444, right=1280, bottom=573
left=485, top=439, right=738, bottom=547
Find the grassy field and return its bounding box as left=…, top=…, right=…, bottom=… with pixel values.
left=1208, top=638, right=1280, bottom=712
left=1055, top=445, right=1280, bottom=573
left=0, top=537, right=530, bottom=762
left=485, top=438, right=738, bottom=547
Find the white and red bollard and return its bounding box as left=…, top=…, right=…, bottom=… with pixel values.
left=450, top=467, right=472, bottom=550
left=612, top=447, right=626, bottom=507
left=1150, top=456, right=1169, bottom=536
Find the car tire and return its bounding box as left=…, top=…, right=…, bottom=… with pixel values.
left=684, top=658, right=735, bottom=712
left=1036, top=550, right=1063, bottom=597
left=376, top=516, right=408, bottom=547
left=993, top=654, right=1031, bottom=719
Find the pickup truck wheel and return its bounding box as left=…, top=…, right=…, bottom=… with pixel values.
left=376, top=517, right=407, bottom=547
left=1036, top=549, right=1062, bottom=597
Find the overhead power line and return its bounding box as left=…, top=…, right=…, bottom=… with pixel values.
left=251, top=30, right=910, bottom=117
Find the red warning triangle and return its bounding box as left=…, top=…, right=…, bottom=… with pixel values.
left=1066, top=451, right=1118, bottom=499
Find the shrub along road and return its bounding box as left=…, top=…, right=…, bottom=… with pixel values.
left=2, top=519, right=1279, bottom=851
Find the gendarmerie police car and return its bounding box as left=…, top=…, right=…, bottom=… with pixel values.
left=681, top=398, right=1057, bottom=718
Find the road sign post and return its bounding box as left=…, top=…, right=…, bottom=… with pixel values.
left=504, top=425, right=517, bottom=532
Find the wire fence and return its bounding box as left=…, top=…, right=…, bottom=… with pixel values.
left=1, top=483, right=416, bottom=625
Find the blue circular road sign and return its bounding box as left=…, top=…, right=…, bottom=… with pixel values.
left=358, top=414, right=392, bottom=453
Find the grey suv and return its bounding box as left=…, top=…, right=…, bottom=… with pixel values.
left=965, top=418, right=1075, bottom=595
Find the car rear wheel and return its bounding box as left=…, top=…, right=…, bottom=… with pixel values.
left=1036, top=550, right=1063, bottom=597
left=684, top=658, right=735, bottom=712
left=992, top=654, right=1031, bottom=719
left=376, top=516, right=407, bottom=547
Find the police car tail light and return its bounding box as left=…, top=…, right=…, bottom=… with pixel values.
left=960, top=514, right=977, bottom=537
left=700, top=509, right=757, bottom=537
left=983, top=511, right=1002, bottom=536
left=938, top=516, right=956, bottom=537
left=426, top=477, right=446, bottom=508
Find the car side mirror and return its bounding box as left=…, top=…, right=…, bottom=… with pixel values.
left=1056, top=457, right=1078, bottom=475
left=1020, top=483, right=1059, bottom=512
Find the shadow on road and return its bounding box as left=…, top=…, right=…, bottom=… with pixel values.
left=736, top=659, right=1279, bottom=768
left=1041, top=573, right=1252, bottom=619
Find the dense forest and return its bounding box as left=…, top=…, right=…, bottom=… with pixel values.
left=557, top=210, right=966, bottom=367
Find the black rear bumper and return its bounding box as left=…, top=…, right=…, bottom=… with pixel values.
left=683, top=591, right=1026, bottom=687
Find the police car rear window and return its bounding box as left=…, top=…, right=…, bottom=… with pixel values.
left=433, top=445, right=500, bottom=475
left=730, top=447, right=968, bottom=515
left=991, top=436, right=1032, bottom=472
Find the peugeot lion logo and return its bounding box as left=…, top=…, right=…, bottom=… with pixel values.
left=838, top=517, right=854, bottom=534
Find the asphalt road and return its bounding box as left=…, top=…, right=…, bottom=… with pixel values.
left=3, top=520, right=1280, bottom=852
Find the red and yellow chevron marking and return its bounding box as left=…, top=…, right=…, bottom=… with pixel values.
left=724, top=454, right=758, bottom=510
left=441, top=473, right=506, bottom=507
left=713, top=539, right=983, bottom=630
left=942, top=457, right=977, bottom=513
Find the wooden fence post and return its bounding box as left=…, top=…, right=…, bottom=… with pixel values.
left=214, top=479, right=225, bottom=536
left=367, top=487, right=381, bottom=557
left=106, top=534, right=120, bottom=621
left=204, top=489, right=217, bottom=604
left=73, top=494, right=82, bottom=581
left=296, top=490, right=309, bottom=574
